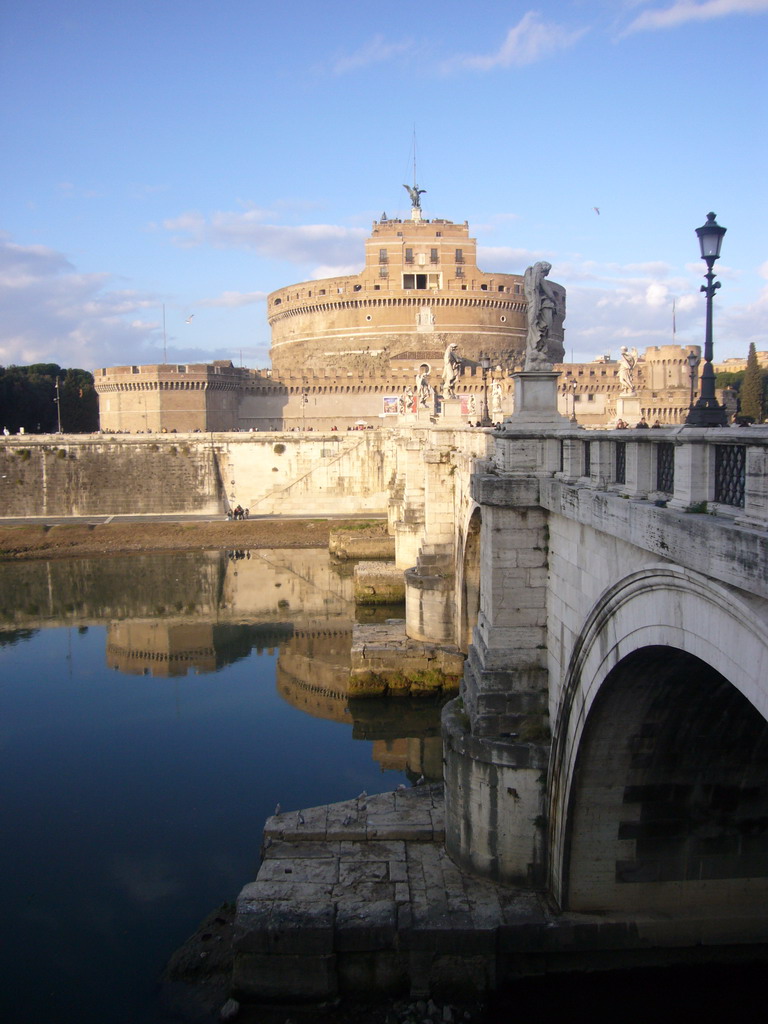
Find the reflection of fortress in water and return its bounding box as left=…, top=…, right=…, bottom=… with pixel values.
left=106, top=621, right=294, bottom=677
left=3, top=549, right=441, bottom=778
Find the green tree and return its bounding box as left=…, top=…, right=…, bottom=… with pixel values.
left=740, top=343, right=765, bottom=423
left=714, top=369, right=745, bottom=392
left=0, top=364, right=99, bottom=433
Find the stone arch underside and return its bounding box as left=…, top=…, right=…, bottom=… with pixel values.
left=549, top=566, right=768, bottom=916
left=458, top=504, right=482, bottom=652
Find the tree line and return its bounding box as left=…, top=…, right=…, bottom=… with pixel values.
left=0, top=364, right=99, bottom=434
left=715, top=343, right=767, bottom=423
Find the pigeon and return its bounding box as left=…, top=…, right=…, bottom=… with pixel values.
left=296, top=811, right=305, bottom=826
left=274, top=803, right=281, bottom=816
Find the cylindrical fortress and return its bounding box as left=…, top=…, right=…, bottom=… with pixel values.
left=268, top=216, right=528, bottom=377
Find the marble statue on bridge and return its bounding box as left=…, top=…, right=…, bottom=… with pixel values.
left=523, top=261, right=566, bottom=371
left=618, top=346, right=639, bottom=394
left=442, top=343, right=462, bottom=399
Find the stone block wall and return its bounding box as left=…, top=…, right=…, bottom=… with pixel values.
left=0, top=437, right=221, bottom=516
left=0, top=432, right=396, bottom=519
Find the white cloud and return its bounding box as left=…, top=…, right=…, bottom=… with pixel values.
left=0, top=232, right=156, bottom=370
left=448, top=12, right=587, bottom=71
left=331, top=34, right=415, bottom=75
left=164, top=209, right=367, bottom=267
left=555, top=254, right=764, bottom=361
left=624, top=0, right=768, bottom=34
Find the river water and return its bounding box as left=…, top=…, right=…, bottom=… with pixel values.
left=3, top=549, right=764, bottom=1024
left=0, top=549, right=442, bottom=1024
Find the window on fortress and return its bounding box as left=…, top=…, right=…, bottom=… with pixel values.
left=455, top=249, right=464, bottom=263
left=498, top=285, right=504, bottom=292
left=379, top=249, right=388, bottom=263
left=435, top=231, right=442, bottom=237
left=456, top=267, right=464, bottom=278
left=430, top=248, right=438, bottom=263
left=274, top=298, right=281, bottom=305
left=354, top=284, right=362, bottom=291
left=379, top=268, right=388, bottom=278
left=481, top=284, right=488, bottom=291
left=403, top=273, right=438, bottom=290
left=405, top=248, right=414, bottom=264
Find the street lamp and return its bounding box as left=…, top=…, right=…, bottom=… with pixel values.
left=561, top=377, right=577, bottom=421
left=686, top=350, right=701, bottom=409
left=480, top=353, right=491, bottom=426
left=301, top=379, right=309, bottom=431
left=685, top=212, right=728, bottom=426
left=54, top=377, right=63, bottom=434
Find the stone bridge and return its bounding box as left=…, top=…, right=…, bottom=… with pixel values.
left=391, top=420, right=768, bottom=939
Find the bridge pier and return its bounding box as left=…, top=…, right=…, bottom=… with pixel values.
left=444, top=451, right=556, bottom=886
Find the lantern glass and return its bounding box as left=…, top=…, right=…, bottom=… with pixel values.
left=696, top=212, right=726, bottom=260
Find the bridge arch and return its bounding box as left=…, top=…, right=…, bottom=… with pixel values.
left=456, top=503, right=482, bottom=652
left=548, top=565, right=768, bottom=914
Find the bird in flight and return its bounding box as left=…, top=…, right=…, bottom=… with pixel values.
left=593, top=207, right=600, bottom=215
left=185, top=314, right=195, bottom=323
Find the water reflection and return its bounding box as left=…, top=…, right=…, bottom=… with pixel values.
left=0, top=550, right=443, bottom=779
left=0, top=548, right=444, bottom=1024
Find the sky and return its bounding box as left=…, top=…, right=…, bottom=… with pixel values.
left=1, top=0, right=766, bottom=374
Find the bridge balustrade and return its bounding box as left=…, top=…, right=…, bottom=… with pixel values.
left=550, top=427, right=766, bottom=527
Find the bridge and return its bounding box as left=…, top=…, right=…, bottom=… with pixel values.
left=235, top=416, right=768, bottom=1001
left=380, top=416, right=768, bottom=930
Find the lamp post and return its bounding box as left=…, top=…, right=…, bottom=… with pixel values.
left=686, top=350, right=701, bottom=409
left=54, top=377, right=63, bottom=434
left=685, top=212, right=727, bottom=426
left=480, top=353, right=491, bottom=426
left=561, top=377, right=577, bottom=421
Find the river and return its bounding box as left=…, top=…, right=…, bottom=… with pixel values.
left=0, top=548, right=442, bottom=1023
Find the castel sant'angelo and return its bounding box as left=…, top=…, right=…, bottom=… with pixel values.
left=95, top=189, right=705, bottom=430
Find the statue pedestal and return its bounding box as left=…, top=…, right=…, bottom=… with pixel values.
left=500, top=371, right=570, bottom=430
left=615, top=393, right=642, bottom=425
left=441, top=397, right=464, bottom=423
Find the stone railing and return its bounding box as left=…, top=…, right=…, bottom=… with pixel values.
left=503, top=425, right=768, bottom=531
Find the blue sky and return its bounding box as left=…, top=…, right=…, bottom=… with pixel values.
left=1, top=0, right=766, bottom=373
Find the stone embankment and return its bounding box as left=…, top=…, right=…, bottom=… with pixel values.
left=329, top=524, right=395, bottom=562
left=349, top=620, right=463, bottom=697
